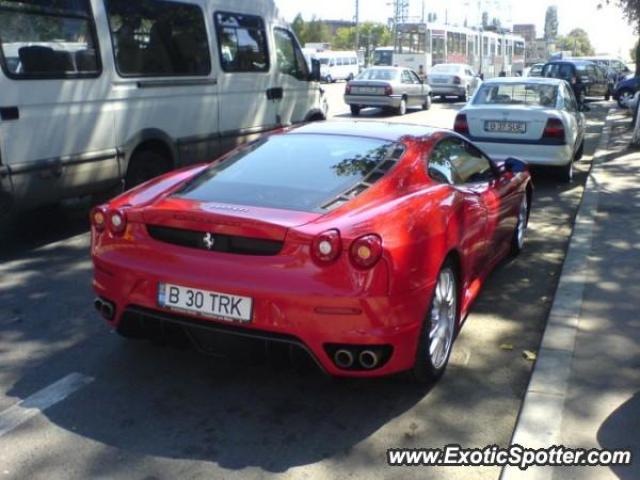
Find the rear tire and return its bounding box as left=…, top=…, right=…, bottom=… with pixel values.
left=422, top=95, right=432, bottom=110
left=411, top=262, right=458, bottom=385
left=559, top=160, right=574, bottom=183
left=575, top=140, right=585, bottom=161
left=350, top=105, right=361, bottom=116
left=125, top=150, right=171, bottom=190
left=397, top=98, right=407, bottom=116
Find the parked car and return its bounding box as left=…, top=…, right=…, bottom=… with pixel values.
left=454, top=78, right=586, bottom=182
left=344, top=67, right=432, bottom=116
left=428, top=63, right=481, bottom=102
left=526, top=63, right=545, bottom=77
left=92, top=121, right=532, bottom=384
left=541, top=60, right=610, bottom=102
left=614, top=75, right=640, bottom=108
left=316, top=51, right=360, bottom=83
left=0, top=0, right=326, bottom=215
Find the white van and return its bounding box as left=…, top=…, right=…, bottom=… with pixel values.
left=317, top=51, right=359, bottom=83
left=0, top=0, right=326, bottom=213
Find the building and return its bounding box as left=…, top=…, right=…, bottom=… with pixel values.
left=513, top=24, right=536, bottom=44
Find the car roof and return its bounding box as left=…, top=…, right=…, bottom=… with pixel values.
left=482, top=77, right=566, bottom=86
left=545, top=60, right=594, bottom=66
left=289, top=121, right=443, bottom=143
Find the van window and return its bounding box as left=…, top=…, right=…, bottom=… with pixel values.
left=274, top=28, right=308, bottom=80
left=105, top=0, right=210, bottom=77
left=0, top=0, right=101, bottom=79
left=215, top=12, right=269, bottom=73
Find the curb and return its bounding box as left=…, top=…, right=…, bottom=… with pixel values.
left=500, top=108, right=617, bottom=480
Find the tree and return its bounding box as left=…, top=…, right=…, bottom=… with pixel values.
left=299, top=16, right=332, bottom=44
left=291, top=13, right=305, bottom=43
left=482, top=11, right=489, bottom=29
left=556, top=28, right=596, bottom=56
left=544, top=6, right=559, bottom=42
left=599, top=0, right=640, bottom=75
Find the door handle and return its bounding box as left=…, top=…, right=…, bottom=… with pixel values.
left=0, top=107, right=19, bottom=121
left=266, top=87, right=284, bottom=100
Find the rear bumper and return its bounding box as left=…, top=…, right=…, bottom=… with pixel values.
left=430, top=85, right=465, bottom=96
left=344, top=94, right=402, bottom=109
left=92, top=234, right=430, bottom=378
left=474, top=141, right=574, bottom=166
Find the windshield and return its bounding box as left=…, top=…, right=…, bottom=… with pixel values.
left=175, top=134, right=401, bottom=212
left=318, top=58, right=330, bottom=65
left=356, top=68, right=399, bottom=81
left=474, top=83, right=558, bottom=107
left=373, top=50, right=393, bottom=66
left=432, top=64, right=461, bottom=74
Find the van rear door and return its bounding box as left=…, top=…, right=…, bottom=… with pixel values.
left=0, top=0, right=118, bottom=208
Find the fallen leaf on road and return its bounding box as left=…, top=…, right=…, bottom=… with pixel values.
left=522, top=350, right=537, bottom=361
left=500, top=344, right=514, bottom=351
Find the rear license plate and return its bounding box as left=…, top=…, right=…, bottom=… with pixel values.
left=485, top=120, right=527, bottom=134
left=353, top=86, right=383, bottom=95
left=158, top=283, right=253, bottom=323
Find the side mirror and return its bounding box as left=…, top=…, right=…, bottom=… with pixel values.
left=504, top=157, right=527, bottom=174
left=310, top=59, right=321, bottom=82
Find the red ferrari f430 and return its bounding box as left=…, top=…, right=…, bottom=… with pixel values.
left=91, top=122, right=532, bottom=383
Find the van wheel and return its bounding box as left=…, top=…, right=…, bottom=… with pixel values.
left=350, top=105, right=361, bottom=116
left=125, top=150, right=170, bottom=190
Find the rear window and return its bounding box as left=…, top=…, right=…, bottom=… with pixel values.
left=432, top=64, right=461, bottom=74
left=356, top=68, right=399, bottom=81
left=474, top=83, right=558, bottom=107
left=175, top=134, right=402, bottom=212
left=0, top=0, right=101, bottom=78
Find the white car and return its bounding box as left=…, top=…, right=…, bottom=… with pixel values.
left=428, top=63, right=481, bottom=102
left=454, top=77, right=586, bottom=182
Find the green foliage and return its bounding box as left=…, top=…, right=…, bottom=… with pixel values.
left=292, top=16, right=332, bottom=45
left=556, top=28, right=596, bottom=56
left=598, top=0, right=640, bottom=74
left=544, top=6, right=559, bottom=41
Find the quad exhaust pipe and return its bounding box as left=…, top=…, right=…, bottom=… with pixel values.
left=334, top=349, right=355, bottom=369
left=333, top=348, right=381, bottom=370
left=94, top=298, right=115, bottom=321
left=359, top=350, right=380, bottom=370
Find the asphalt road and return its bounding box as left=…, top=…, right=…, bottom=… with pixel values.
left=0, top=85, right=611, bottom=480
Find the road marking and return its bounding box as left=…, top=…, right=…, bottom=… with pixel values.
left=0, top=373, right=94, bottom=438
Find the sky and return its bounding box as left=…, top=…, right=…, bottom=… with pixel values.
left=275, top=0, right=637, bottom=59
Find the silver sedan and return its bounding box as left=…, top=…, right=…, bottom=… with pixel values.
left=428, top=63, right=481, bottom=102
left=344, top=67, right=432, bottom=116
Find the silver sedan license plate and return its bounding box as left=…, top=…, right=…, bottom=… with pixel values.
left=485, top=120, right=527, bottom=134
left=158, top=283, right=253, bottom=323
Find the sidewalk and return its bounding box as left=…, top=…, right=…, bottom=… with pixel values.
left=503, top=110, right=640, bottom=480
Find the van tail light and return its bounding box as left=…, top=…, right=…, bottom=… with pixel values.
left=312, top=229, right=342, bottom=264
left=384, top=84, right=393, bottom=96
left=454, top=114, right=469, bottom=134
left=350, top=234, right=383, bottom=269
left=345, top=84, right=352, bottom=95
left=90, top=206, right=108, bottom=233
left=542, top=118, right=565, bottom=141
left=107, top=208, right=127, bottom=236
left=453, top=76, right=462, bottom=85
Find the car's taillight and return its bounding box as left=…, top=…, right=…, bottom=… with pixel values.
left=90, top=206, right=108, bottom=233
left=453, top=76, right=462, bottom=85
left=349, top=234, right=383, bottom=269
left=454, top=113, right=469, bottom=134
left=384, top=84, right=393, bottom=96
left=107, top=208, right=127, bottom=236
left=345, top=83, right=352, bottom=95
left=542, top=118, right=565, bottom=140
left=312, top=229, right=342, bottom=264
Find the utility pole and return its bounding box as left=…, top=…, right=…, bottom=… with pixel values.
left=354, top=0, right=360, bottom=53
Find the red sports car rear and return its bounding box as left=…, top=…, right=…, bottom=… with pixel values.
left=91, top=121, right=532, bottom=383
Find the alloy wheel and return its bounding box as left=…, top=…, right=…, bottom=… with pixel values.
left=428, top=268, right=457, bottom=370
